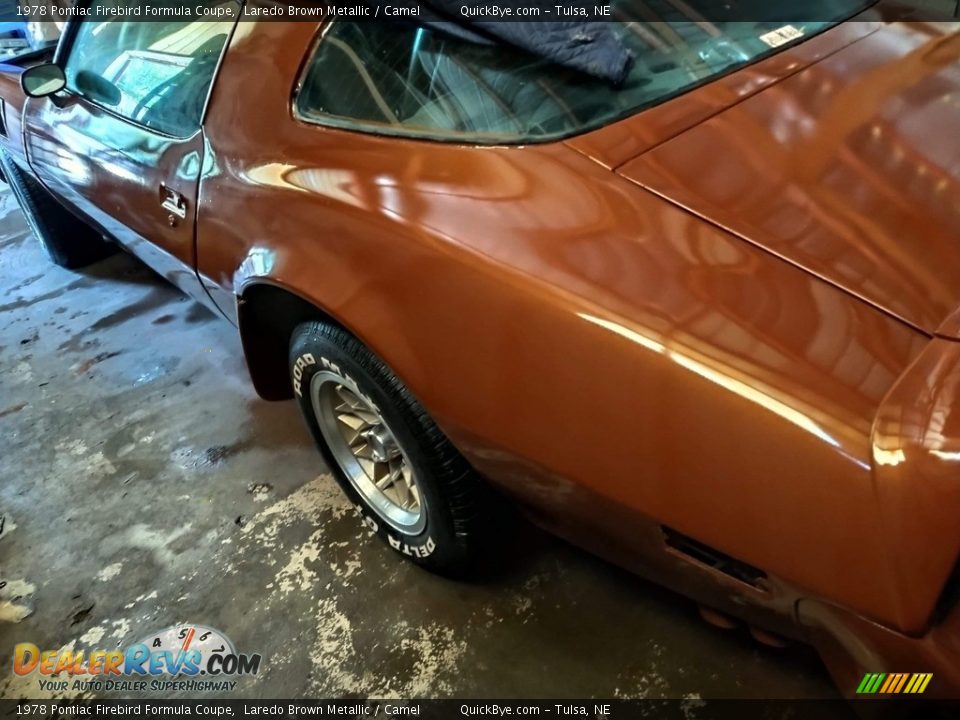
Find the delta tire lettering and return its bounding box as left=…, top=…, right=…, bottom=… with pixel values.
left=354, top=504, right=436, bottom=559
left=388, top=534, right=436, bottom=558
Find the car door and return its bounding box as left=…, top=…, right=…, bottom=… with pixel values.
left=23, top=1, right=238, bottom=306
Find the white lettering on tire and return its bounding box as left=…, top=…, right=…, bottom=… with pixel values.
left=320, top=356, right=342, bottom=375
left=388, top=534, right=436, bottom=558
left=292, top=352, right=316, bottom=397
left=353, top=504, right=435, bottom=558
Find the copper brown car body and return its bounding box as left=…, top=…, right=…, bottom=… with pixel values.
left=1, top=2, right=959, bottom=697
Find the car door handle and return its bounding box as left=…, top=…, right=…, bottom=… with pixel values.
left=160, top=185, right=187, bottom=219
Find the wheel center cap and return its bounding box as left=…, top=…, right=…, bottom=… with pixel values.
left=362, top=426, right=399, bottom=463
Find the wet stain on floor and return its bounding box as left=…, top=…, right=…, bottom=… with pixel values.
left=72, top=351, right=124, bottom=377
left=0, top=187, right=842, bottom=703
left=0, top=278, right=95, bottom=314
left=0, top=402, right=27, bottom=419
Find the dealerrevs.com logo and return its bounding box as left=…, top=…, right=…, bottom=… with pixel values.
left=14, top=625, right=261, bottom=693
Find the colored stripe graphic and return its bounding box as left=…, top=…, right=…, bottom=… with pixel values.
left=856, top=673, right=885, bottom=694
left=857, top=672, right=933, bottom=694
left=906, top=673, right=932, bottom=693
left=879, top=674, right=895, bottom=694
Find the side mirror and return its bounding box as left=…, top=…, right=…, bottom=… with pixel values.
left=20, top=63, right=66, bottom=98
left=73, top=69, right=120, bottom=107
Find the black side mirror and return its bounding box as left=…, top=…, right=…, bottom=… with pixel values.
left=73, top=69, right=120, bottom=107
left=20, top=63, right=66, bottom=98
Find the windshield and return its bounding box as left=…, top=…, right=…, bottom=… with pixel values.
left=297, top=1, right=876, bottom=143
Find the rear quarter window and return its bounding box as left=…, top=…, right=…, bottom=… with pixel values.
left=295, top=1, right=874, bottom=144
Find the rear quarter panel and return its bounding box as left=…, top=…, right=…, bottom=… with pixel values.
left=198, top=20, right=933, bottom=632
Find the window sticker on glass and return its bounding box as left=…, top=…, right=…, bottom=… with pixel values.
left=759, top=25, right=805, bottom=48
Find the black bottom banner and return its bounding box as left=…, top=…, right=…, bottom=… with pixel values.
left=2, top=699, right=960, bottom=720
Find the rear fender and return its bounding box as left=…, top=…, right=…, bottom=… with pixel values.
left=871, top=338, right=960, bottom=634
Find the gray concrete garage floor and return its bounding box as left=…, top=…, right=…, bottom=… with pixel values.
left=0, top=186, right=841, bottom=701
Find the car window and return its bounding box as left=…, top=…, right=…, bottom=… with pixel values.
left=296, top=1, right=876, bottom=144
left=63, top=0, right=236, bottom=138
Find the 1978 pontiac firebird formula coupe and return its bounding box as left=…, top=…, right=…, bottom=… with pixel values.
left=1, top=0, right=959, bottom=697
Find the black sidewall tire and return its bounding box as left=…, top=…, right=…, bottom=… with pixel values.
left=0, top=149, right=114, bottom=269
left=290, top=323, right=474, bottom=573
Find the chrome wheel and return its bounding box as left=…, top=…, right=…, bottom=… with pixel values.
left=310, top=370, right=425, bottom=534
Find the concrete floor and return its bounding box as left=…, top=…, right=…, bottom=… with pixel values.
left=0, top=186, right=841, bottom=700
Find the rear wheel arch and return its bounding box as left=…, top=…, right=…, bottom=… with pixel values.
left=237, top=282, right=350, bottom=401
